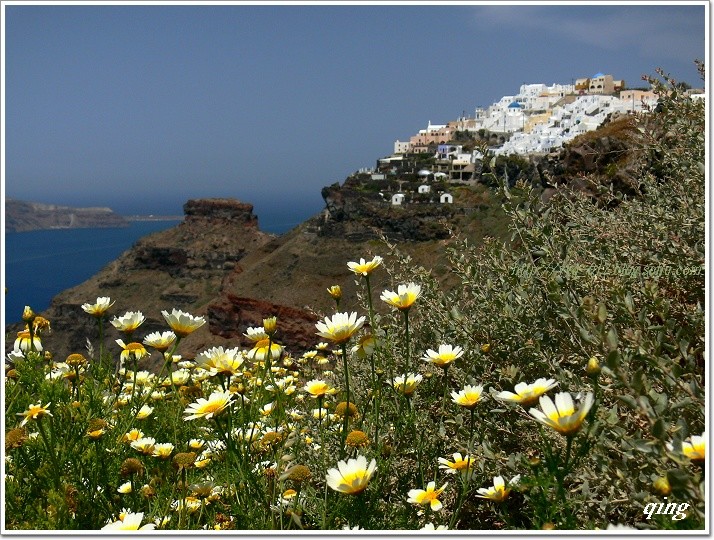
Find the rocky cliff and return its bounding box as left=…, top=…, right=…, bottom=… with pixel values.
left=5, top=199, right=320, bottom=367
left=320, top=176, right=458, bottom=242
left=5, top=199, right=129, bottom=232
left=6, top=119, right=644, bottom=365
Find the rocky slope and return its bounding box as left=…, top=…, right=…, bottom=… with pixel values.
left=5, top=199, right=129, bottom=232
left=5, top=118, right=645, bottom=366
left=5, top=189, right=499, bottom=366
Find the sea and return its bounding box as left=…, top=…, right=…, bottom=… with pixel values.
left=3, top=214, right=304, bottom=326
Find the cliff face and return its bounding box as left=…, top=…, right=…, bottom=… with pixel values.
left=8, top=119, right=639, bottom=366
left=5, top=199, right=129, bottom=232
left=534, top=115, right=642, bottom=201
left=320, top=178, right=458, bottom=242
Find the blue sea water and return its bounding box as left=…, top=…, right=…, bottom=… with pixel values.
left=4, top=221, right=184, bottom=324
left=3, top=201, right=320, bottom=326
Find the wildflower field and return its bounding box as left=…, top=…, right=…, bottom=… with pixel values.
left=3, top=67, right=706, bottom=531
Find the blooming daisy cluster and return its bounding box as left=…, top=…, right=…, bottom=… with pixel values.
left=4, top=243, right=705, bottom=531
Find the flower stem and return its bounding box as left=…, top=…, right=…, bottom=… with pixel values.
left=341, top=342, right=350, bottom=454
left=402, top=309, right=411, bottom=383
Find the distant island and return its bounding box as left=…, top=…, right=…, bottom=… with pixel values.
left=5, top=199, right=185, bottom=232
left=5, top=198, right=129, bottom=233
left=124, top=215, right=185, bottom=222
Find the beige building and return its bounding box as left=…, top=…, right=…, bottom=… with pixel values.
left=576, top=73, right=625, bottom=95
left=409, top=121, right=455, bottom=146
left=619, top=90, right=658, bottom=112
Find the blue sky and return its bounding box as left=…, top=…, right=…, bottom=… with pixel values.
left=3, top=2, right=707, bottom=227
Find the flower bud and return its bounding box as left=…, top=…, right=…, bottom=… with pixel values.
left=480, top=343, right=491, bottom=354
left=586, top=356, right=601, bottom=376
left=22, top=306, right=36, bottom=323
left=652, top=476, right=671, bottom=496
left=327, top=285, right=342, bottom=300
left=263, top=317, right=277, bottom=336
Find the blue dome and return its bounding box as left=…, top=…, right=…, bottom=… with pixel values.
left=592, top=72, right=605, bottom=78
left=508, top=101, right=523, bottom=109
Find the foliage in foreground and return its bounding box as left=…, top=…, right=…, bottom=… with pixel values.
left=4, top=66, right=705, bottom=530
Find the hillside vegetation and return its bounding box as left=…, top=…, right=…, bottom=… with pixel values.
left=4, top=65, right=705, bottom=530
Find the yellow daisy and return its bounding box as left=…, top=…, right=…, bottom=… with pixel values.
left=347, top=255, right=383, bottom=276
left=476, top=475, right=520, bottom=502
left=451, top=384, right=484, bottom=409
left=407, top=481, right=448, bottom=512
left=680, top=433, right=705, bottom=462
left=391, top=373, right=423, bottom=396
left=423, top=344, right=464, bottom=368
left=326, top=455, right=377, bottom=495
left=17, top=402, right=52, bottom=426
left=161, top=308, right=206, bottom=337
left=438, top=452, right=476, bottom=478
left=184, top=390, right=233, bottom=421
left=303, top=379, right=338, bottom=398
left=528, top=392, right=594, bottom=437
left=380, top=283, right=421, bottom=311
left=495, top=378, right=559, bottom=407
left=315, top=312, right=366, bottom=345
left=116, top=340, right=149, bottom=363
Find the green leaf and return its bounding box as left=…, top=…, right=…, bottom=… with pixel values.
left=618, top=394, right=638, bottom=409
left=597, top=302, right=608, bottom=324
left=606, top=350, right=620, bottom=369
left=651, top=418, right=667, bottom=440
left=624, top=292, right=635, bottom=314
left=606, top=327, right=619, bottom=351
left=666, top=468, right=690, bottom=491
left=579, top=326, right=597, bottom=344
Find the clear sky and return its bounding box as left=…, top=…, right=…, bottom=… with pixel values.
left=3, top=1, right=707, bottom=226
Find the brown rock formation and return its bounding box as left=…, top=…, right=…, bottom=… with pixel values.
left=207, top=294, right=319, bottom=350
left=4, top=198, right=319, bottom=365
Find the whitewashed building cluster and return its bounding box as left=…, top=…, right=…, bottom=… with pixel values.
left=390, top=74, right=660, bottom=158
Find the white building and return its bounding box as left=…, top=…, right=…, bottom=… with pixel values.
left=394, top=140, right=411, bottom=154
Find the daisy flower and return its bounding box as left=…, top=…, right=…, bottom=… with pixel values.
left=17, top=402, right=52, bottom=426
left=380, top=283, right=421, bottom=311
left=13, top=330, right=42, bottom=353
left=668, top=433, right=706, bottom=463
left=528, top=392, right=594, bottom=437
left=196, top=346, right=244, bottom=376
left=184, top=390, right=233, bottom=421
left=101, top=511, right=155, bottom=530
left=81, top=297, right=115, bottom=317
left=116, top=340, right=149, bottom=363
left=347, top=255, right=383, bottom=276
left=391, top=373, right=423, bottom=396
left=303, top=379, right=338, bottom=399
left=110, top=311, right=145, bottom=333
left=315, top=312, right=366, bottom=345
left=438, top=452, right=476, bottom=478
left=326, top=455, right=377, bottom=495
left=423, top=344, right=464, bottom=368
left=161, top=308, right=206, bottom=337
left=494, top=378, right=558, bottom=407
left=142, top=330, right=177, bottom=352
left=451, top=384, right=484, bottom=409
left=476, top=475, right=520, bottom=502
left=407, top=481, right=448, bottom=512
